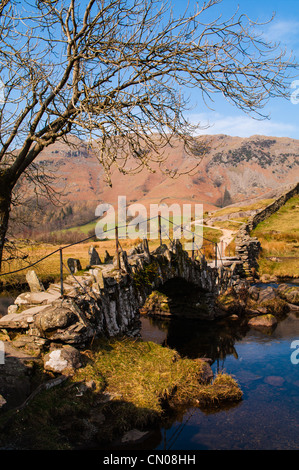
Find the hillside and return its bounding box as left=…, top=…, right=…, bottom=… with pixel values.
left=251, top=194, right=299, bottom=278
left=10, top=134, right=299, bottom=237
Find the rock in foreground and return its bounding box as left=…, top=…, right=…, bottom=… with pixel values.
left=248, top=314, right=277, bottom=329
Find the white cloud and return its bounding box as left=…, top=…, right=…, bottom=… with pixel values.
left=263, top=20, right=299, bottom=46
left=188, top=112, right=298, bottom=138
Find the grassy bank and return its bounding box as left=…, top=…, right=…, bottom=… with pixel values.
left=0, top=338, right=242, bottom=450
left=251, top=195, right=299, bottom=278
left=211, top=199, right=275, bottom=218
left=208, top=199, right=275, bottom=232
left=0, top=238, right=137, bottom=289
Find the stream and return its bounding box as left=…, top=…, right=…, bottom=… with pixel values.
left=139, top=305, right=299, bottom=450
left=0, top=283, right=299, bottom=450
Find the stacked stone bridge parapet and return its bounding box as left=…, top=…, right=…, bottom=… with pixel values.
left=73, top=238, right=244, bottom=337
left=121, top=238, right=239, bottom=297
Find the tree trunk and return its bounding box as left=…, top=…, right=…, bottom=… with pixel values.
left=0, top=181, right=12, bottom=272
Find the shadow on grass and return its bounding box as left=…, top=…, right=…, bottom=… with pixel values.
left=0, top=337, right=243, bottom=450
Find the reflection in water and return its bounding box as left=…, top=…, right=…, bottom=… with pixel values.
left=141, top=310, right=299, bottom=364
left=140, top=307, right=299, bottom=450
left=141, top=315, right=249, bottom=368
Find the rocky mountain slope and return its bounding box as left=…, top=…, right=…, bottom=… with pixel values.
left=12, top=134, right=299, bottom=234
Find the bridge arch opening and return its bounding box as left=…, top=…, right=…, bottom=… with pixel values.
left=159, top=277, right=201, bottom=297
left=142, top=277, right=212, bottom=320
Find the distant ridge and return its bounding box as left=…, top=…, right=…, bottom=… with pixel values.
left=33, top=134, right=299, bottom=213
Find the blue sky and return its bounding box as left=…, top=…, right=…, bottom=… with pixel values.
left=173, top=0, right=299, bottom=139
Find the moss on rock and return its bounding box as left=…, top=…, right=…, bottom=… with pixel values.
left=215, top=288, right=245, bottom=316
left=277, top=284, right=299, bottom=306
left=259, top=297, right=289, bottom=316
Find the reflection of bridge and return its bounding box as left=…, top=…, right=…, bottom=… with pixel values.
left=143, top=313, right=244, bottom=367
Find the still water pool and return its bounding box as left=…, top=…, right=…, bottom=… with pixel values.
left=140, top=311, right=299, bottom=450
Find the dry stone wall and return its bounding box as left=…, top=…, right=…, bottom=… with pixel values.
left=247, top=182, right=299, bottom=231
left=234, top=182, right=299, bottom=280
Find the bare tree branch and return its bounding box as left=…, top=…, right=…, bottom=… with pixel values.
left=0, top=0, right=296, bottom=269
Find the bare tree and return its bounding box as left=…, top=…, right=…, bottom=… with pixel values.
left=0, top=0, right=295, bottom=270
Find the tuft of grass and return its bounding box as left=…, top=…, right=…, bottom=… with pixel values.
left=75, top=338, right=242, bottom=414
left=193, top=372, right=243, bottom=406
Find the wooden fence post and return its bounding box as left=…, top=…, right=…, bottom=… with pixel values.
left=158, top=214, right=162, bottom=246
left=215, top=242, right=218, bottom=268
left=59, top=248, right=64, bottom=295
left=115, top=225, right=120, bottom=269
left=192, top=233, right=195, bottom=261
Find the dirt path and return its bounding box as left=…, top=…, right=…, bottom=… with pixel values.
left=216, top=227, right=236, bottom=256
left=192, top=218, right=237, bottom=256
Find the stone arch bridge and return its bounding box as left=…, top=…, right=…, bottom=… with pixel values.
left=0, top=239, right=245, bottom=349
